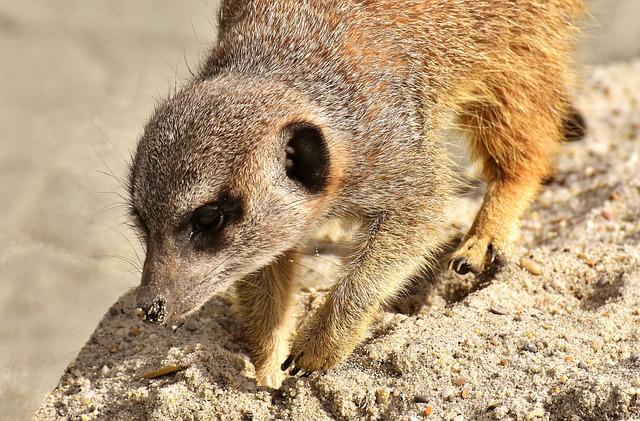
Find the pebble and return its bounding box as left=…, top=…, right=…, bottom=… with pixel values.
left=413, top=394, right=431, bottom=404
left=82, top=390, right=95, bottom=405
left=65, top=386, right=81, bottom=396
left=632, top=378, right=640, bottom=388
left=487, top=401, right=501, bottom=410
left=395, top=313, right=408, bottom=322
left=185, top=320, right=199, bottom=332
left=577, top=253, right=597, bottom=267
left=442, top=387, right=456, bottom=401
left=591, top=338, right=604, bottom=352
left=240, top=377, right=256, bottom=392
left=578, top=362, right=589, bottom=370
left=489, top=304, right=509, bottom=315
left=424, top=406, right=433, bottom=416
left=520, top=257, right=541, bottom=275
left=522, top=342, right=538, bottom=353
left=602, top=210, right=614, bottom=221
left=376, top=388, right=391, bottom=404
left=100, top=365, right=110, bottom=377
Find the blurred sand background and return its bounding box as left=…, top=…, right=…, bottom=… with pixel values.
left=0, top=1, right=639, bottom=420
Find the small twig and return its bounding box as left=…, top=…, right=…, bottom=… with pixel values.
left=138, top=364, right=187, bottom=380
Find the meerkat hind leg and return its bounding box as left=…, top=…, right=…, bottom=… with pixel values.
left=235, top=252, right=299, bottom=388
left=449, top=91, right=563, bottom=275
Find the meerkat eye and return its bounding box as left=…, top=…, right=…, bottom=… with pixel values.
left=191, top=204, right=224, bottom=237
left=284, top=123, right=330, bottom=193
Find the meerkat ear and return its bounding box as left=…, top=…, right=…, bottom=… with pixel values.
left=284, top=123, right=330, bottom=193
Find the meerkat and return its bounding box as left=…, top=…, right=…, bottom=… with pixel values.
left=129, top=0, right=584, bottom=388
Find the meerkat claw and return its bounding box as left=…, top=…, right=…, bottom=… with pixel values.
left=488, top=244, right=498, bottom=263
left=281, top=355, right=295, bottom=371
left=449, top=256, right=477, bottom=275
left=281, top=353, right=313, bottom=377
left=449, top=243, right=507, bottom=276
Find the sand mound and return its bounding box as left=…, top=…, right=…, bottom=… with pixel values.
left=35, top=59, right=640, bottom=421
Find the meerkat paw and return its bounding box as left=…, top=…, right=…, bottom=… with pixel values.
left=255, top=365, right=286, bottom=389
left=448, top=234, right=507, bottom=275
left=281, top=330, right=347, bottom=377
left=252, top=337, right=291, bottom=389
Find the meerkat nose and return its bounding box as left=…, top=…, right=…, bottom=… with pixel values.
left=136, top=296, right=167, bottom=325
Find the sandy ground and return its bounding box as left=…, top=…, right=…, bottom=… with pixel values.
left=1, top=1, right=639, bottom=421
left=34, top=30, right=640, bottom=421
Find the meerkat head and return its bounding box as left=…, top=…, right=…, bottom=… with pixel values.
left=129, top=76, right=344, bottom=324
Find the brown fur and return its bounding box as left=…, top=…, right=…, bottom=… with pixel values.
left=129, top=0, right=584, bottom=387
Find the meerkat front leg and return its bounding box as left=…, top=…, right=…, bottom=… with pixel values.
left=282, top=214, right=443, bottom=375
left=235, top=252, right=299, bottom=388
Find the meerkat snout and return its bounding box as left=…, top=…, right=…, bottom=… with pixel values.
left=136, top=296, right=167, bottom=325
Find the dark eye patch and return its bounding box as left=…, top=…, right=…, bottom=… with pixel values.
left=191, top=204, right=224, bottom=237
left=188, top=193, right=243, bottom=250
